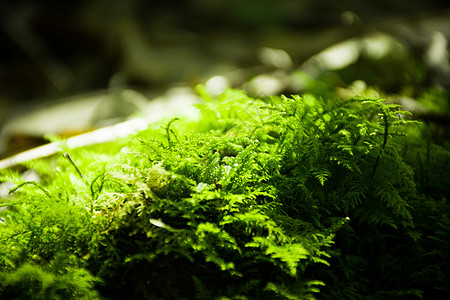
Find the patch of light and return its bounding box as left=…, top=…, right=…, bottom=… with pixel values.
left=363, top=34, right=396, bottom=60
left=426, top=31, right=448, bottom=68
left=246, top=73, right=285, bottom=96
left=340, top=11, right=360, bottom=25
left=205, top=75, right=230, bottom=96
left=349, top=80, right=367, bottom=94
left=314, top=40, right=360, bottom=70
left=258, top=47, right=293, bottom=69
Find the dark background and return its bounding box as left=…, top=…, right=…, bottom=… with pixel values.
left=1, top=0, right=449, bottom=100
left=1, top=0, right=450, bottom=156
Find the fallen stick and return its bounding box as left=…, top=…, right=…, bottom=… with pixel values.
left=0, top=117, right=150, bottom=170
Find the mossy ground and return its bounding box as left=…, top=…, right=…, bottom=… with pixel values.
left=1, top=87, right=449, bottom=299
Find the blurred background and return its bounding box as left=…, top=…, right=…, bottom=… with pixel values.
left=1, top=0, right=450, bottom=160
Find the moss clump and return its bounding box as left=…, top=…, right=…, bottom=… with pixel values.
left=1, top=88, right=449, bottom=299
left=146, top=162, right=194, bottom=199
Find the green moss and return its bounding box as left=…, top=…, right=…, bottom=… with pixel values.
left=146, top=163, right=194, bottom=199
left=1, top=87, right=449, bottom=299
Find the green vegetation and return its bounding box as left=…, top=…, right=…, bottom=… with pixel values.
left=1, top=87, right=449, bottom=299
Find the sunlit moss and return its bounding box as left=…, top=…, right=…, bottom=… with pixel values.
left=1, top=87, right=449, bottom=299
